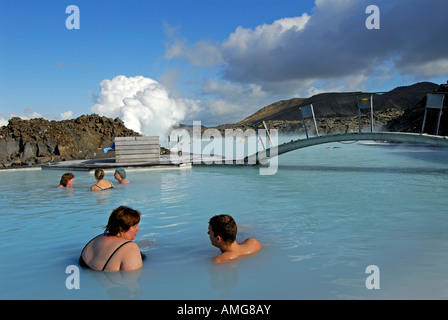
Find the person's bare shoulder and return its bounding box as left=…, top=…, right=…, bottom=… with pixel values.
left=213, top=252, right=236, bottom=263
left=242, top=238, right=262, bottom=253
left=213, top=239, right=262, bottom=263
left=121, top=242, right=143, bottom=271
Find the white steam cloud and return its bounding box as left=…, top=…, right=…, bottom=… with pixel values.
left=90, top=75, right=196, bottom=137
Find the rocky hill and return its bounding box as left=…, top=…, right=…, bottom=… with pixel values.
left=238, top=82, right=440, bottom=124
left=216, top=82, right=447, bottom=135
left=389, top=83, right=448, bottom=135
left=0, top=114, right=140, bottom=168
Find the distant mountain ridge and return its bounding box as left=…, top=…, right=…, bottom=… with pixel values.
left=238, top=82, right=440, bottom=125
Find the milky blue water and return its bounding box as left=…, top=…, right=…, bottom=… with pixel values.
left=1, top=137, right=448, bottom=300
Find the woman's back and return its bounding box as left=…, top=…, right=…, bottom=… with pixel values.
left=91, top=179, right=114, bottom=191
left=91, top=168, right=114, bottom=191
left=80, top=234, right=142, bottom=271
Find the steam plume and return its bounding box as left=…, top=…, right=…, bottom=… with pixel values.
left=91, top=75, right=192, bottom=137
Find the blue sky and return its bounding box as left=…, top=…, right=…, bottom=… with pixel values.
left=1, top=0, right=447, bottom=136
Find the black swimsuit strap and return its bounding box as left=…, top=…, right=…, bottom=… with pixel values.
left=94, top=182, right=114, bottom=191
left=102, top=241, right=132, bottom=271
left=81, top=234, right=101, bottom=255
left=94, top=184, right=103, bottom=190
left=79, top=235, right=102, bottom=269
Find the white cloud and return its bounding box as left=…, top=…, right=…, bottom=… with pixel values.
left=398, top=58, right=448, bottom=77
left=202, top=78, right=267, bottom=99
left=161, top=0, right=448, bottom=124
left=207, top=99, right=243, bottom=116
left=60, top=110, right=73, bottom=120
left=193, top=98, right=249, bottom=126
left=0, top=108, right=76, bottom=124
left=222, top=13, right=310, bottom=56
left=21, top=108, right=43, bottom=119
left=166, top=0, right=448, bottom=89
left=164, top=22, right=223, bottom=67
left=196, top=78, right=272, bottom=124
left=166, top=40, right=223, bottom=67
left=0, top=117, right=8, bottom=127
left=224, top=0, right=448, bottom=85
left=305, top=74, right=369, bottom=96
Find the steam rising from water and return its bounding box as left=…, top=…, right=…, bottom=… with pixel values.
left=91, top=75, right=196, bottom=137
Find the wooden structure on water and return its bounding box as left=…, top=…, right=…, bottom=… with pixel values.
left=114, top=136, right=160, bottom=164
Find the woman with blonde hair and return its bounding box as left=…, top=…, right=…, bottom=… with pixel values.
left=91, top=168, right=114, bottom=191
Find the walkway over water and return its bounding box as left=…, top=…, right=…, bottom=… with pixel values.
left=246, top=132, right=448, bottom=164
left=245, top=92, right=447, bottom=165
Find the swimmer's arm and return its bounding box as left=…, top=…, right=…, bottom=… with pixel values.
left=243, top=238, right=262, bottom=253
left=121, top=242, right=143, bottom=271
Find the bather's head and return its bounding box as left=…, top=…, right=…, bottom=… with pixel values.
left=59, top=173, right=74, bottom=187
left=208, top=214, right=237, bottom=245
left=105, top=206, right=141, bottom=239
left=94, top=168, right=105, bottom=180
left=115, top=168, right=126, bottom=179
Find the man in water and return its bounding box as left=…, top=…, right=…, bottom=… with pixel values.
left=208, top=214, right=261, bottom=263
left=114, top=168, right=130, bottom=184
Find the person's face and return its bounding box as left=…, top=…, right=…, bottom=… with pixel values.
left=208, top=224, right=219, bottom=247
left=66, top=178, right=74, bottom=187
left=114, top=172, right=120, bottom=181
left=123, top=224, right=140, bottom=240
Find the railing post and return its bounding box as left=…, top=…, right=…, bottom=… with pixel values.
left=421, top=93, right=445, bottom=135
left=358, top=95, right=374, bottom=133
left=299, top=104, right=319, bottom=138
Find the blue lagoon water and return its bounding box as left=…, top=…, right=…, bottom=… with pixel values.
left=1, top=138, right=448, bottom=299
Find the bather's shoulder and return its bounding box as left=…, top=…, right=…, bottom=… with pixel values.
left=243, top=238, right=262, bottom=252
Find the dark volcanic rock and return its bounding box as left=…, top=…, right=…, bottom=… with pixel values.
left=0, top=114, right=140, bottom=168
left=387, top=84, right=448, bottom=135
